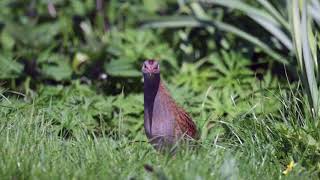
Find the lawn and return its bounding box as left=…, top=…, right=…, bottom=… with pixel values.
left=0, top=84, right=314, bottom=179
left=0, top=0, right=320, bottom=179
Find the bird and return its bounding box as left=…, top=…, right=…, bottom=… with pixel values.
left=142, top=59, right=198, bottom=151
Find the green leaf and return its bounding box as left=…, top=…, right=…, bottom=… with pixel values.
left=291, top=0, right=303, bottom=70
left=301, top=1, right=318, bottom=115
left=143, top=0, right=160, bottom=12
left=141, top=16, right=287, bottom=64
left=202, top=0, right=292, bottom=50
left=248, top=14, right=292, bottom=50
left=105, top=60, right=140, bottom=77
left=0, top=53, right=23, bottom=79
left=72, top=52, right=90, bottom=73
left=206, top=0, right=280, bottom=25
left=1, top=31, right=15, bottom=50
left=307, top=134, right=318, bottom=146
left=140, top=16, right=203, bottom=28
left=257, top=0, right=290, bottom=29
left=42, top=55, right=72, bottom=81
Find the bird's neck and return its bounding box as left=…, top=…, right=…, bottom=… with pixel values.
left=143, top=74, right=161, bottom=136
left=143, top=74, right=161, bottom=107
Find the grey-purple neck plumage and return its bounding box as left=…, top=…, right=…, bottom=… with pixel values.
left=143, top=73, right=160, bottom=137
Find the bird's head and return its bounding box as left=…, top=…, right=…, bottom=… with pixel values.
left=142, top=59, right=160, bottom=77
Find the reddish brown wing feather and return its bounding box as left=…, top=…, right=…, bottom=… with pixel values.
left=158, top=82, right=198, bottom=139
left=174, top=106, right=198, bottom=139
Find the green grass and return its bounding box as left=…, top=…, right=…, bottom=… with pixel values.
left=0, top=83, right=318, bottom=180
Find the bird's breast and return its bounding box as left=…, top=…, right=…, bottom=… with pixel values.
left=144, top=92, right=176, bottom=146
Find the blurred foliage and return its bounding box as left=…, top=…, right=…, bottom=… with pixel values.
left=0, top=0, right=293, bottom=140
left=0, top=0, right=179, bottom=89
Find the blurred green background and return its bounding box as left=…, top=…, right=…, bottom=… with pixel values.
left=1, top=0, right=320, bottom=179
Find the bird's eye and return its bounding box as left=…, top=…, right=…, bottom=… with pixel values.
left=143, top=64, right=147, bottom=69
left=154, top=64, right=159, bottom=70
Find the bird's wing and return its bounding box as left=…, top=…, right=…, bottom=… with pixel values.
left=174, top=106, right=198, bottom=139
left=158, top=82, right=198, bottom=139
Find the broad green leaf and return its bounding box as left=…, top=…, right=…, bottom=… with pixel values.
left=105, top=60, right=140, bottom=77
left=0, top=53, right=23, bottom=79
left=42, top=57, right=72, bottom=81
left=143, top=0, right=161, bottom=12
left=72, top=52, right=90, bottom=73
left=1, top=31, right=15, bottom=50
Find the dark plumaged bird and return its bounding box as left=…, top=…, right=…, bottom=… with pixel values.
left=142, top=59, right=198, bottom=151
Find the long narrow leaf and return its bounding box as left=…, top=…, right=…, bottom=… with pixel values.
left=311, top=0, right=320, bottom=10
left=301, top=1, right=319, bottom=115
left=206, top=0, right=292, bottom=51
left=210, top=20, right=287, bottom=64
left=140, top=16, right=203, bottom=28
left=309, top=5, right=320, bottom=26
left=249, top=14, right=293, bottom=50
left=205, top=0, right=280, bottom=25
left=191, top=2, right=288, bottom=64
left=257, top=0, right=290, bottom=30
left=291, top=0, right=303, bottom=70
left=140, top=16, right=287, bottom=64
left=308, top=17, right=318, bottom=78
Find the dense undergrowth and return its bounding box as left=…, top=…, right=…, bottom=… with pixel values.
left=0, top=0, right=320, bottom=179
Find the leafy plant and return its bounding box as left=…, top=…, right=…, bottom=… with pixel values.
left=141, top=0, right=320, bottom=118
left=105, top=29, right=178, bottom=77
left=0, top=52, right=23, bottom=79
